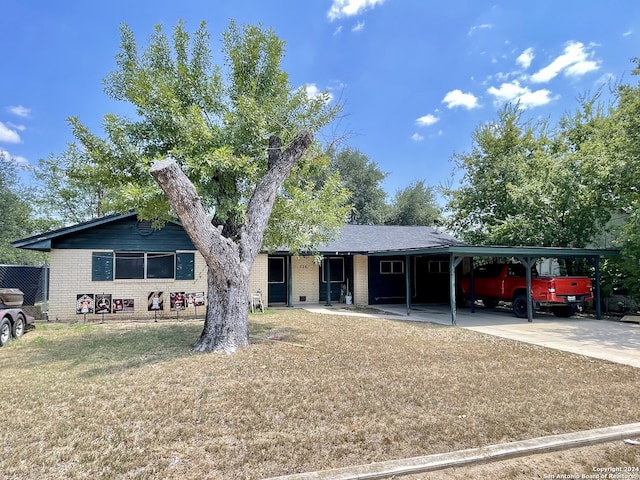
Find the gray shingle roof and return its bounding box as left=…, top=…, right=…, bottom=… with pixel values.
left=314, top=225, right=467, bottom=254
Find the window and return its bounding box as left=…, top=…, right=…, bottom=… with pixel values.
left=322, top=257, right=345, bottom=283
left=146, top=253, right=175, bottom=279
left=92, top=251, right=195, bottom=281
left=428, top=260, right=449, bottom=274
left=269, top=257, right=285, bottom=284
left=380, top=260, right=404, bottom=275
left=116, top=252, right=145, bottom=279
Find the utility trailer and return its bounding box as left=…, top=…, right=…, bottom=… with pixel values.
left=0, top=288, right=35, bottom=347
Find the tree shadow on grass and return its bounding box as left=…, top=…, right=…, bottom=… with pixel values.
left=15, top=318, right=306, bottom=378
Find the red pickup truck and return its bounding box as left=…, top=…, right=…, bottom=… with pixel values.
left=457, top=263, right=593, bottom=318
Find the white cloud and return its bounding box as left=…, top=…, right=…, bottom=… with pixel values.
left=530, top=41, right=600, bottom=83
left=468, top=24, right=492, bottom=35
left=327, top=0, right=386, bottom=21
left=352, top=21, right=365, bottom=32
left=516, top=48, right=535, bottom=69
left=411, top=133, right=424, bottom=142
left=0, top=149, right=29, bottom=167
left=487, top=80, right=553, bottom=108
left=442, top=90, right=479, bottom=110
left=8, top=122, right=26, bottom=132
left=0, top=121, right=21, bottom=143
left=415, top=114, right=439, bottom=127
left=301, top=83, right=333, bottom=103
left=8, top=105, right=31, bottom=117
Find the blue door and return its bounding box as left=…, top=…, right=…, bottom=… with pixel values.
left=319, top=256, right=353, bottom=303
left=268, top=256, right=288, bottom=304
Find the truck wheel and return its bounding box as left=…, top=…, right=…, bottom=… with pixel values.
left=512, top=294, right=528, bottom=318
left=13, top=313, right=25, bottom=338
left=0, top=318, right=11, bottom=347
left=483, top=299, right=499, bottom=309
left=551, top=306, right=575, bottom=318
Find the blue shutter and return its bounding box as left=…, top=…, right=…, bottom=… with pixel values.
left=176, top=252, right=195, bottom=280
left=92, top=252, right=114, bottom=281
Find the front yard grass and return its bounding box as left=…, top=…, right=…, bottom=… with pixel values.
left=1, top=309, right=638, bottom=479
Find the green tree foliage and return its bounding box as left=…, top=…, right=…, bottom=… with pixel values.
left=33, top=147, right=112, bottom=225
left=329, top=148, right=389, bottom=224
left=61, top=20, right=350, bottom=352
left=65, top=20, right=348, bottom=247
left=598, top=57, right=640, bottom=299
left=387, top=180, right=441, bottom=226
left=445, top=103, right=612, bottom=248
left=0, top=155, right=46, bottom=265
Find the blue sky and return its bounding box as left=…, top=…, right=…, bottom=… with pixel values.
left=2, top=0, right=639, bottom=202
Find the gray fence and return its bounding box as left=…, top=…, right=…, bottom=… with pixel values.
left=0, top=264, right=49, bottom=319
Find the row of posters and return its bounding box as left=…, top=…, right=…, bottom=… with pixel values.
left=76, top=292, right=205, bottom=314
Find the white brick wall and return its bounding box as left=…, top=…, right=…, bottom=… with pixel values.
left=47, top=250, right=372, bottom=321
left=353, top=255, right=369, bottom=306
left=48, top=250, right=270, bottom=321
left=291, top=256, right=319, bottom=303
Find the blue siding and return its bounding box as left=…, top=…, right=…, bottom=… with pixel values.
left=53, top=218, right=195, bottom=251
left=368, top=256, right=406, bottom=304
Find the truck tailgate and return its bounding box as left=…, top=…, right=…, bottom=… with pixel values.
left=541, top=276, right=592, bottom=297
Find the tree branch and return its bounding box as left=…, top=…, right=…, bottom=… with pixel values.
left=150, top=158, right=238, bottom=271
left=242, top=130, right=313, bottom=258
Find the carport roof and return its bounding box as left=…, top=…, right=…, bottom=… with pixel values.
left=308, top=225, right=619, bottom=258
left=310, top=225, right=467, bottom=254
left=368, top=244, right=621, bottom=258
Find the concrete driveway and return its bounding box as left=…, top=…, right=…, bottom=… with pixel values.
left=324, top=304, right=640, bottom=369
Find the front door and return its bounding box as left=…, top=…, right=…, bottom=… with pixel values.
left=319, top=256, right=353, bottom=304
left=268, top=256, right=288, bottom=304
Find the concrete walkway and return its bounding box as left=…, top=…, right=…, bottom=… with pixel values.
left=306, top=304, right=640, bottom=369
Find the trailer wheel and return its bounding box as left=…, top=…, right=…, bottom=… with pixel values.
left=512, top=294, right=528, bottom=318
left=0, top=317, right=11, bottom=347
left=13, top=313, right=25, bottom=338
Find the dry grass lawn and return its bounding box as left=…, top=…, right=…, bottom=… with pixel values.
left=1, top=309, right=639, bottom=479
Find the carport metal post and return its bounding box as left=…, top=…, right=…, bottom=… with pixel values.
left=516, top=256, right=536, bottom=323
left=449, top=254, right=465, bottom=325
left=588, top=255, right=602, bottom=319
left=470, top=257, right=475, bottom=314
left=405, top=255, right=412, bottom=315
left=324, top=257, right=332, bottom=306
left=286, top=255, right=293, bottom=307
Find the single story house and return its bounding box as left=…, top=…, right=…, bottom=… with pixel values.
left=13, top=212, right=619, bottom=323
left=12, top=212, right=467, bottom=321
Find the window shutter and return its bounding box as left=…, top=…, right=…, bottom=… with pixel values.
left=176, top=252, right=195, bottom=280
left=92, top=252, right=114, bottom=281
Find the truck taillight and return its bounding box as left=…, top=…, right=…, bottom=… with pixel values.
left=547, top=280, right=556, bottom=293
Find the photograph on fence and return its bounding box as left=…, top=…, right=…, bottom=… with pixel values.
left=170, top=292, right=186, bottom=311
left=113, top=298, right=134, bottom=313
left=95, top=294, right=112, bottom=314
left=76, top=294, right=94, bottom=314
left=187, top=292, right=205, bottom=307
left=148, top=292, right=164, bottom=311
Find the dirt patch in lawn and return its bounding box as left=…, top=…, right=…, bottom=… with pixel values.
left=1, top=309, right=638, bottom=479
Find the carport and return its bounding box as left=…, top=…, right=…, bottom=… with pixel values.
left=372, top=245, right=620, bottom=324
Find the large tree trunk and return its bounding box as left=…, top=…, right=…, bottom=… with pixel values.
left=194, top=265, right=250, bottom=353
left=150, top=131, right=313, bottom=353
